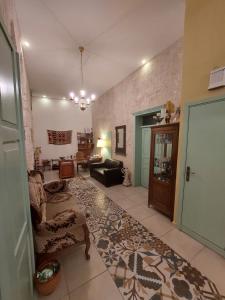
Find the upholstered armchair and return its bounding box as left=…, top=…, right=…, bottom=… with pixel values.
left=28, top=171, right=90, bottom=259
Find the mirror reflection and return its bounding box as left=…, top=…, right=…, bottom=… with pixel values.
left=154, top=133, right=173, bottom=182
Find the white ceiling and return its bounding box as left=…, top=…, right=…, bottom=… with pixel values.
left=15, top=0, right=185, bottom=100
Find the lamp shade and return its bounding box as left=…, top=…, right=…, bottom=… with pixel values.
left=97, top=138, right=104, bottom=148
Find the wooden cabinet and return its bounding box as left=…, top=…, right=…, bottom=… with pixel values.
left=148, top=123, right=179, bottom=220
left=59, top=160, right=75, bottom=179
left=77, top=132, right=94, bottom=158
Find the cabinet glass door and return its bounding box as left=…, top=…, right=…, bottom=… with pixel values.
left=154, top=133, right=173, bottom=182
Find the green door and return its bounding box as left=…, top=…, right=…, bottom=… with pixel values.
left=181, top=99, right=225, bottom=252
left=0, top=23, right=34, bottom=299
left=141, top=127, right=151, bottom=188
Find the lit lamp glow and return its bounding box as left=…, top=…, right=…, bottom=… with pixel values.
left=97, top=138, right=105, bottom=148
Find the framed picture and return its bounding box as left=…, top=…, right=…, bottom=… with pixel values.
left=115, top=125, right=126, bottom=156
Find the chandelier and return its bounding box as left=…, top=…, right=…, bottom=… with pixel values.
left=69, top=46, right=96, bottom=111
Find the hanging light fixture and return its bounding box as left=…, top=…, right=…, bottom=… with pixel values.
left=69, top=46, right=96, bottom=111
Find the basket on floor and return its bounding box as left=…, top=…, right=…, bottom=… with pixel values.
left=34, top=259, right=61, bottom=296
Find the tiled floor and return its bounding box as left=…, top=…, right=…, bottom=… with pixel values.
left=39, top=171, right=225, bottom=299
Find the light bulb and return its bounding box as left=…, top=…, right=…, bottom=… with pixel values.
left=22, top=40, right=30, bottom=48
left=86, top=98, right=90, bottom=105
left=74, top=97, right=79, bottom=104
left=80, top=90, right=86, bottom=97
left=91, top=94, right=96, bottom=101
left=69, top=92, right=75, bottom=100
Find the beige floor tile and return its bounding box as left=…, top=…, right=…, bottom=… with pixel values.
left=126, top=192, right=147, bottom=206
left=69, top=271, right=123, bottom=300
left=62, top=244, right=106, bottom=293
left=161, top=228, right=204, bottom=261
left=191, top=247, right=225, bottom=295
left=126, top=204, right=157, bottom=221
left=141, top=213, right=175, bottom=237
left=113, top=194, right=141, bottom=210
left=38, top=265, right=68, bottom=300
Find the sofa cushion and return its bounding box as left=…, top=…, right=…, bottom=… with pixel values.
left=95, top=167, right=108, bottom=175
left=46, top=195, right=80, bottom=220
left=110, top=160, right=121, bottom=168
left=104, top=159, right=111, bottom=168
left=104, top=159, right=121, bottom=169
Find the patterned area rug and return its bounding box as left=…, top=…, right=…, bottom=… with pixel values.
left=68, top=178, right=224, bottom=300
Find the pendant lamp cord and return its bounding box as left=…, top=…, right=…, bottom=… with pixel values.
left=80, top=47, right=84, bottom=89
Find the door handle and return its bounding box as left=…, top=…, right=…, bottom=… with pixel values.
left=186, top=166, right=190, bottom=182
left=186, top=166, right=196, bottom=181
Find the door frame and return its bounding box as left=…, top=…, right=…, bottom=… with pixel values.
left=176, top=94, right=225, bottom=258
left=0, top=17, right=36, bottom=297
left=132, top=106, right=162, bottom=186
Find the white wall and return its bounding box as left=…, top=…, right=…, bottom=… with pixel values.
left=32, top=97, right=92, bottom=160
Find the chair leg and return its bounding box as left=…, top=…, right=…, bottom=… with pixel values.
left=83, top=224, right=90, bottom=260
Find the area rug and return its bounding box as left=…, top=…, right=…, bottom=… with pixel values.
left=68, top=177, right=224, bottom=300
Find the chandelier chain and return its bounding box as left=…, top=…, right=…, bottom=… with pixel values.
left=80, top=47, right=84, bottom=89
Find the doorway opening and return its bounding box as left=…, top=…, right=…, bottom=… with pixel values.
left=133, top=106, right=162, bottom=187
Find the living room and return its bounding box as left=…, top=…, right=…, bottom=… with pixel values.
left=0, top=1, right=225, bottom=300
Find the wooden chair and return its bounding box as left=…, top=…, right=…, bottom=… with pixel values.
left=75, top=151, right=88, bottom=172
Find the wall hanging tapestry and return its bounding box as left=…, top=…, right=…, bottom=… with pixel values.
left=47, top=130, right=72, bottom=145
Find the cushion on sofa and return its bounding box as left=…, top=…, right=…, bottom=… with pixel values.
left=104, top=159, right=121, bottom=169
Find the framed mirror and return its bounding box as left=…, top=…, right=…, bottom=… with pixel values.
left=115, top=125, right=126, bottom=156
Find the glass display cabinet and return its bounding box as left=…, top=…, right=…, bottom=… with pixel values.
left=148, top=123, right=179, bottom=220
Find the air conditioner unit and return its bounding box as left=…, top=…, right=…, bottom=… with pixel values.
left=208, top=67, right=225, bottom=90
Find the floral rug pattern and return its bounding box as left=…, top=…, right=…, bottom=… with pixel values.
left=68, top=178, right=224, bottom=300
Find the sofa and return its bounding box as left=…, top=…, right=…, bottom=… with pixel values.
left=90, top=159, right=123, bottom=187
left=28, top=171, right=90, bottom=259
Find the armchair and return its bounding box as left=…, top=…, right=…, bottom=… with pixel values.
left=90, top=159, right=123, bottom=187
left=28, top=171, right=90, bottom=259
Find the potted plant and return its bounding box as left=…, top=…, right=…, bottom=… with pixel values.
left=34, top=260, right=61, bottom=296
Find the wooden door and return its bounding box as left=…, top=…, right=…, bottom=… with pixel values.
left=148, top=124, right=179, bottom=220
left=181, top=99, right=225, bottom=252
left=0, top=23, right=35, bottom=300
left=141, top=127, right=151, bottom=188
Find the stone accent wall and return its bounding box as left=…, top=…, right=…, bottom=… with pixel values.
left=0, top=0, right=34, bottom=169
left=92, top=39, right=183, bottom=180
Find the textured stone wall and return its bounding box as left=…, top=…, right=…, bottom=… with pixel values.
left=92, top=39, right=183, bottom=180
left=0, top=0, right=34, bottom=169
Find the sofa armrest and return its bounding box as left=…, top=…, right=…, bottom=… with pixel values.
left=37, top=209, right=86, bottom=236
left=89, top=162, right=105, bottom=171
left=104, top=168, right=122, bottom=175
